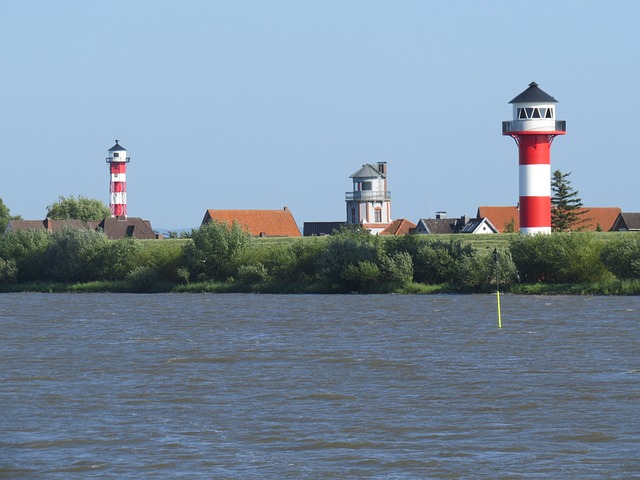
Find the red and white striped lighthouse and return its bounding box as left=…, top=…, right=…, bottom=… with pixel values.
left=503, top=82, right=566, bottom=235
left=106, top=140, right=130, bottom=218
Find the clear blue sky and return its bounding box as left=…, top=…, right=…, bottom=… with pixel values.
left=2, top=1, right=639, bottom=230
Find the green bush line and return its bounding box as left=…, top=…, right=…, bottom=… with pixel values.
left=2, top=225, right=640, bottom=295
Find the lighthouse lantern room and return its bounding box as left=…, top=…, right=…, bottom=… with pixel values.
left=502, top=82, right=566, bottom=235
left=106, top=140, right=130, bottom=218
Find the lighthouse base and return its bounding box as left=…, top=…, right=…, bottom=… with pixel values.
left=520, top=226, right=551, bottom=235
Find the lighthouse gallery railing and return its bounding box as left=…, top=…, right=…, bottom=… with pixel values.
left=502, top=120, right=566, bottom=134
left=345, top=191, right=391, bottom=201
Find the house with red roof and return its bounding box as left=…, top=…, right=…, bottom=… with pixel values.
left=202, top=207, right=301, bottom=237
left=476, top=207, right=520, bottom=233
left=477, top=206, right=622, bottom=233
left=380, top=219, right=416, bottom=235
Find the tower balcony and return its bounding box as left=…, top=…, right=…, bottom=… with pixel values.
left=106, top=157, right=131, bottom=163
left=502, top=120, right=566, bottom=134
left=345, top=191, right=391, bottom=201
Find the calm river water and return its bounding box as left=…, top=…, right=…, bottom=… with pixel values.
left=1, top=293, right=639, bottom=479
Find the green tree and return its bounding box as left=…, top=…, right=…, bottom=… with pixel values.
left=413, top=239, right=473, bottom=284
left=97, top=237, right=144, bottom=280
left=44, top=227, right=109, bottom=282
left=46, top=195, right=111, bottom=221
left=0, top=197, right=22, bottom=233
left=182, top=220, right=252, bottom=281
left=0, top=229, right=50, bottom=282
left=551, top=170, right=589, bottom=232
left=510, top=232, right=608, bottom=283
left=454, top=248, right=518, bottom=291
left=504, top=217, right=517, bottom=233
left=600, top=235, right=640, bottom=279
left=315, top=227, right=381, bottom=289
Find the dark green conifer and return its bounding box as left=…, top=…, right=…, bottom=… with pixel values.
left=551, top=170, right=589, bottom=232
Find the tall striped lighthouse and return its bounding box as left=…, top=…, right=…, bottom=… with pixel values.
left=106, top=140, right=130, bottom=218
left=503, top=82, right=566, bottom=234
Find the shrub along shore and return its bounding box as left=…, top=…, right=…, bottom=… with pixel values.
left=2, top=223, right=640, bottom=295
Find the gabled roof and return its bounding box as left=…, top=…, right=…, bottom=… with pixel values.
left=509, top=81, right=559, bottom=104
left=5, top=217, right=158, bottom=239
left=97, top=217, right=157, bottom=239
left=576, top=207, right=621, bottom=231
left=459, top=217, right=498, bottom=234
left=6, top=219, right=99, bottom=233
left=5, top=220, right=51, bottom=233
left=415, top=218, right=462, bottom=234
left=611, top=212, right=640, bottom=231
left=380, top=218, right=416, bottom=235
left=350, top=164, right=385, bottom=179
left=476, top=206, right=520, bottom=233
left=203, top=208, right=301, bottom=237
left=477, top=206, right=622, bottom=232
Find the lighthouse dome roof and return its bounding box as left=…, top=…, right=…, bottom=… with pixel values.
left=108, top=140, right=127, bottom=151
left=509, top=82, right=558, bottom=104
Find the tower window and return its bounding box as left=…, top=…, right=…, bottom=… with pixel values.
left=362, top=181, right=372, bottom=191
left=375, top=209, right=382, bottom=223
left=518, top=107, right=553, bottom=119
left=113, top=152, right=119, bottom=158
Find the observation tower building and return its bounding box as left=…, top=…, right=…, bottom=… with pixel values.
left=502, top=82, right=566, bottom=234
left=345, top=162, right=392, bottom=234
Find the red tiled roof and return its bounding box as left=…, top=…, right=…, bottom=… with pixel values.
left=203, top=208, right=301, bottom=237
left=575, top=207, right=621, bottom=231
left=477, top=206, right=622, bottom=232
left=476, top=206, right=519, bottom=233
left=380, top=218, right=416, bottom=235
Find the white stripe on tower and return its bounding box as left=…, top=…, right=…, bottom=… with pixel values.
left=519, top=164, right=550, bottom=197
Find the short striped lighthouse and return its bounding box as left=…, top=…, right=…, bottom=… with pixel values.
left=106, top=140, right=130, bottom=218
left=503, top=82, right=566, bottom=234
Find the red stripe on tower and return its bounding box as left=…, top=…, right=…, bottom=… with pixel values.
left=502, top=82, right=566, bottom=235
left=106, top=140, right=130, bottom=218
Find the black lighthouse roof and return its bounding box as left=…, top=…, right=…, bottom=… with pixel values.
left=509, top=82, right=558, bottom=104
left=108, top=140, right=126, bottom=151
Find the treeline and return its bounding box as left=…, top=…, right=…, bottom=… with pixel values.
left=2, top=222, right=640, bottom=293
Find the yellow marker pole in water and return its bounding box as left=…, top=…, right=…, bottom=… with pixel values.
left=493, top=248, right=502, bottom=328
